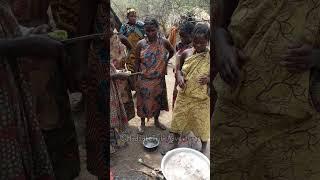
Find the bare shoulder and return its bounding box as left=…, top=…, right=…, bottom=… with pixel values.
left=182, top=48, right=193, bottom=57
left=136, top=39, right=146, bottom=48
left=137, top=39, right=147, bottom=46
left=162, top=38, right=171, bottom=45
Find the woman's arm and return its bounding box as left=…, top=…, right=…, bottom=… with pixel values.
left=176, top=48, right=193, bottom=72
left=175, top=50, right=191, bottom=89
left=214, top=0, right=242, bottom=87
left=119, top=34, right=132, bottom=50
left=175, top=50, right=190, bottom=78
left=163, top=39, right=175, bottom=61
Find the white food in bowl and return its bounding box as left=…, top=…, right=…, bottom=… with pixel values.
left=161, top=148, right=210, bottom=180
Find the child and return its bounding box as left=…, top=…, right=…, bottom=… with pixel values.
left=172, top=20, right=195, bottom=108
left=170, top=23, right=210, bottom=153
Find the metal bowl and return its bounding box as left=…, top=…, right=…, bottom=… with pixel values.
left=161, top=148, right=210, bottom=180
left=143, top=137, right=160, bottom=152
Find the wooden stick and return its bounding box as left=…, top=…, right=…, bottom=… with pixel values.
left=61, top=32, right=122, bottom=44
left=129, top=72, right=143, bottom=76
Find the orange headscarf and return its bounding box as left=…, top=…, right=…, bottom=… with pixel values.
left=168, top=25, right=178, bottom=47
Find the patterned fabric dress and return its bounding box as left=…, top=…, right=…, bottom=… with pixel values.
left=110, top=63, right=128, bottom=152
left=136, top=37, right=169, bottom=118
left=119, top=21, right=145, bottom=73
left=110, top=31, right=135, bottom=120
left=212, top=0, right=320, bottom=179
left=84, top=1, right=109, bottom=177
left=171, top=50, right=210, bottom=141
left=120, top=21, right=145, bottom=91
left=0, top=1, right=54, bottom=179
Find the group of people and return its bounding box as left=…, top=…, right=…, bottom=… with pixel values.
left=0, top=0, right=211, bottom=179
left=110, top=8, right=211, bottom=154
left=5, top=0, right=319, bottom=179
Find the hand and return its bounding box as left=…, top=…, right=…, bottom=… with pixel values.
left=215, top=28, right=247, bottom=88
left=31, top=24, right=51, bottom=34
left=280, top=43, right=315, bottom=73
left=198, top=75, right=209, bottom=85
left=112, top=72, right=129, bottom=79
left=176, top=73, right=186, bottom=89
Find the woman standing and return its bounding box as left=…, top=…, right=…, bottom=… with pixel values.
left=119, top=8, right=145, bottom=73
left=135, top=17, right=174, bottom=134
left=110, top=12, right=135, bottom=121
left=120, top=8, right=145, bottom=91
left=110, top=12, right=133, bottom=153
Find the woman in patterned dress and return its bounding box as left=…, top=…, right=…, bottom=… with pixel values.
left=109, top=11, right=133, bottom=154
left=213, top=0, right=320, bottom=179
left=119, top=8, right=145, bottom=74
left=119, top=8, right=145, bottom=91
left=110, top=12, right=135, bottom=121
left=0, top=0, right=64, bottom=179
left=135, top=17, right=174, bottom=134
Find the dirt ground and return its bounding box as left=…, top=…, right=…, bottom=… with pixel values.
left=71, top=65, right=210, bottom=179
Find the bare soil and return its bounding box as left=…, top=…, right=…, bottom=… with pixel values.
left=71, top=65, right=210, bottom=179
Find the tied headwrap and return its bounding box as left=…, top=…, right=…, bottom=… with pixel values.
left=127, top=8, right=136, bottom=16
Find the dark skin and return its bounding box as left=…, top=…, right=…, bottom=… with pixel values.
left=171, top=35, right=209, bottom=154
left=127, top=12, right=137, bottom=25
left=214, top=0, right=245, bottom=88
left=110, top=16, right=132, bottom=50
left=215, top=0, right=320, bottom=88
left=179, top=31, right=192, bottom=47
left=174, top=31, right=192, bottom=70
left=173, top=29, right=193, bottom=79
left=135, top=24, right=174, bottom=134
left=280, top=43, right=320, bottom=72
left=119, top=34, right=132, bottom=50
left=175, top=48, right=193, bottom=89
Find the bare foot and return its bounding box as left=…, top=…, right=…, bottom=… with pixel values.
left=137, top=125, right=145, bottom=135
left=161, top=143, right=178, bottom=155
left=200, top=143, right=208, bottom=154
